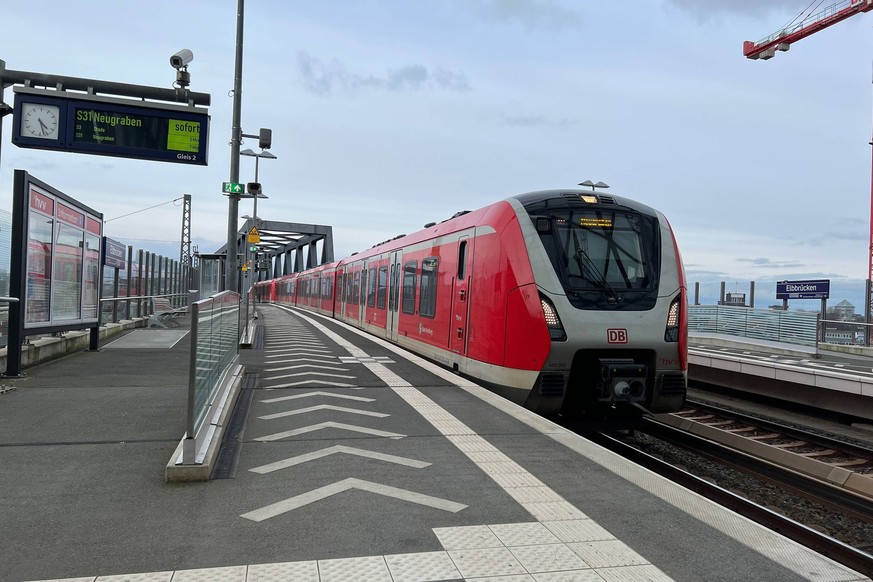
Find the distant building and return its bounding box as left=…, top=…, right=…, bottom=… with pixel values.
left=720, top=292, right=746, bottom=307
left=833, top=300, right=855, bottom=320
left=824, top=328, right=855, bottom=345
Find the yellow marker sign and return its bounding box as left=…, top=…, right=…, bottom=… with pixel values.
left=167, top=119, right=201, bottom=153
left=247, top=227, right=261, bottom=244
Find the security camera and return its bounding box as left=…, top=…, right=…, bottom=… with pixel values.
left=170, top=49, right=194, bottom=70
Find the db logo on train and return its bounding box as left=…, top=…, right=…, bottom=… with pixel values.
left=607, top=329, right=628, bottom=344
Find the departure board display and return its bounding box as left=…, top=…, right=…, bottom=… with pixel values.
left=12, top=92, right=209, bottom=165
left=73, top=109, right=201, bottom=153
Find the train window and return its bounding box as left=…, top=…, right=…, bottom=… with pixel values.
left=389, top=265, right=396, bottom=311
left=419, top=257, right=438, bottom=318
left=535, top=208, right=659, bottom=310
left=391, top=263, right=400, bottom=312
left=394, top=263, right=401, bottom=311
left=367, top=267, right=376, bottom=307
left=353, top=272, right=360, bottom=305
left=402, top=261, right=417, bottom=314
left=377, top=266, right=388, bottom=309
left=458, top=240, right=467, bottom=280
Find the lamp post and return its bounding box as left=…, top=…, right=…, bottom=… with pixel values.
left=239, top=148, right=275, bottom=343
left=240, top=148, right=276, bottom=222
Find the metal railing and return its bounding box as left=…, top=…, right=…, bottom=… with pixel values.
left=688, top=305, right=819, bottom=347
left=818, top=318, right=873, bottom=347
left=182, top=291, right=240, bottom=465
left=100, top=292, right=191, bottom=324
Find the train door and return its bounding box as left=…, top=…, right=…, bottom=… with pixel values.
left=387, top=251, right=401, bottom=341
left=450, top=236, right=473, bottom=354
left=336, top=268, right=345, bottom=318
left=358, top=261, right=367, bottom=326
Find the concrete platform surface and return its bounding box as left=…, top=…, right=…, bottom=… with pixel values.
left=0, top=305, right=867, bottom=582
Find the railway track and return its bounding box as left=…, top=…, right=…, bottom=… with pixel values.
left=586, top=424, right=873, bottom=577
left=663, top=400, right=873, bottom=500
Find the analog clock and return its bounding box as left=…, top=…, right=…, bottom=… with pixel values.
left=20, top=103, right=60, bottom=140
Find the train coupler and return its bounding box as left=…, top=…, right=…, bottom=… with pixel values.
left=599, top=359, right=647, bottom=402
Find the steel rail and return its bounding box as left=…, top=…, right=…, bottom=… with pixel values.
left=641, top=417, right=873, bottom=522
left=588, top=428, right=873, bottom=576
left=685, top=399, right=873, bottom=460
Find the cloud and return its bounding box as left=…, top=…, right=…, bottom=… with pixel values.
left=502, top=113, right=578, bottom=128
left=736, top=257, right=805, bottom=269
left=662, top=0, right=803, bottom=22
left=470, top=0, right=583, bottom=30
left=297, top=51, right=471, bottom=96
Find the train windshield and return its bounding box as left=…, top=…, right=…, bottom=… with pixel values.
left=537, top=209, right=660, bottom=310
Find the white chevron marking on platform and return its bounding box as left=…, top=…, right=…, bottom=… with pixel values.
left=266, top=380, right=357, bottom=388
left=266, top=371, right=356, bottom=381
left=255, top=421, right=405, bottom=442
left=339, top=356, right=395, bottom=364
left=264, top=355, right=337, bottom=361
left=264, top=364, right=350, bottom=372
left=261, top=391, right=375, bottom=403
left=259, top=404, right=389, bottom=420
left=265, top=347, right=332, bottom=354
left=249, top=445, right=430, bottom=474
left=240, top=478, right=466, bottom=521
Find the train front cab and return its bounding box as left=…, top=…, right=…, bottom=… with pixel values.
left=511, top=192, right=687, bottom=419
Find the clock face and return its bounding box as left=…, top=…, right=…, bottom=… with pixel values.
left=21, top=103, right=60, bottom=140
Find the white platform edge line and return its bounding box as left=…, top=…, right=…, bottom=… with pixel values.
left=282, top=305, right=870, bottom=582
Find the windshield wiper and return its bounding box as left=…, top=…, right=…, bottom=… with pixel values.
left=572, top=230, right=619, bottom=303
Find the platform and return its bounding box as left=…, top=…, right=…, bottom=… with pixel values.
left=0, top=304, right=868, bottom=582
left=689, top=334, right=873, bottom=421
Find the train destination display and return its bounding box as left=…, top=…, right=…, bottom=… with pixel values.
left=12, top=90, right=209, bottom=165
left=73, top=109, right=201, bottom=156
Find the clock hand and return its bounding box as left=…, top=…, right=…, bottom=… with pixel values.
left=38, top=118, right=49, bottom=135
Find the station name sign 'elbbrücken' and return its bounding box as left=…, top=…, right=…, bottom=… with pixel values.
left=776, top=279, right=830, bottom=300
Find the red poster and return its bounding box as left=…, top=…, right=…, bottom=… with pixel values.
left=57, top=203, right=85, bottom=228
left=30, top=189, right=54, bottom=216
left=86, top=217, right=102, bottom=236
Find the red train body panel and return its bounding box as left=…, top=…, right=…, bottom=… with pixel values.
left=253, top=189, right=687, bottom=418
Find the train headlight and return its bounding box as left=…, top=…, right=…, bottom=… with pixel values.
left=664, top=296, right=680, bottom=342
left=540, top=294, right=567, bottom=341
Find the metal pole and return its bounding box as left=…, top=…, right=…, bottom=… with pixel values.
left=864, top=279, right=873, bottom=348
left=242, top=156, right=262, bottom=343
left=225, top=0, right=245, bottom=293
left=866, top=68, right=873, bottom=346
left=0, top=60, right=6, bottom=189
left=0, top=60, right=210, bottom=106
left=253, top=158, right=260, bottom=236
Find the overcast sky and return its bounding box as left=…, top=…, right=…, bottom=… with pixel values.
left=2, top=0, right=871, bottom=306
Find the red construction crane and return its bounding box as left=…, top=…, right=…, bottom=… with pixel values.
left=744, top=0, right=873, bottom=60
left=744, top=0, right=873, bottom=339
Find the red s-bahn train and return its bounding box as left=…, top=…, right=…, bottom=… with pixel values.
left=253, top=188, right=687, bottom=419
